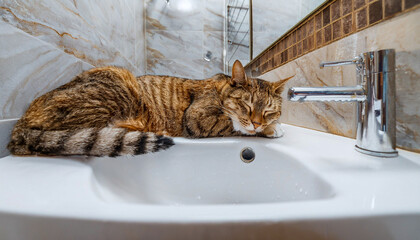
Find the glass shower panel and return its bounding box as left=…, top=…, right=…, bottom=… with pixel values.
left=224, top=0, right=252, bottom=74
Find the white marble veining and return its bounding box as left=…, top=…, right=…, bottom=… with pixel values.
left=135, top=0, right=146, bottom=74
left=147, top=58, right=204, bottom=79
left=253, top=0, right=299, bottom=33
left=145, top=0, right=203, bottom=31
left=300, top=0, right=325, bottom=18
left=203, top=31, right=224, bottom=76
left=260, top=8, right=420, bottom=152
left=147, top=30, right=203, bottom=60
left=252, top=0, right=299, bottom=57
left=1, top=0, right=219, bottom=118
left=145, top=0, right=224, bottom=79
left=0, top=0, right=142, bottom=75
left=204, top=0, right=225, bottom=31
left=0, top=0, right=145, bottom=120
left=252, top=32, right=282, bottom=58
left=0, top=21, right=93, bottom=119
left=252, top=0, right=324, bottom=57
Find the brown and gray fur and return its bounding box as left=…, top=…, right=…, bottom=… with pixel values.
left=8, top=60, right=290, bottom=157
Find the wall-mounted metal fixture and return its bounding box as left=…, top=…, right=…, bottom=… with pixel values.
left=204, top=51, right=213, bottom=62
left=288, top=49, right=398, bottom=157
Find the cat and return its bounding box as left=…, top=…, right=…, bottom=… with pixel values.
left=7, top=60, right=291, bottom=157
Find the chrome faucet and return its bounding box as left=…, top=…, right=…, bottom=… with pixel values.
left=288, top=49, right=398, bottom=157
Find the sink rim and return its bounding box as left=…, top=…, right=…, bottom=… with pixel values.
left=0, top=124, right=419, bottom=224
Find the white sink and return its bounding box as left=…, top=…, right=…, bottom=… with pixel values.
left=90, top=139, right=334, bottom=205
left=0, top=122, right=420, bottom=239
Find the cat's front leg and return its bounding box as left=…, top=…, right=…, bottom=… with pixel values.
left=183, top=98, right=237, bottom=138
left=183, top=111, right=236, bottom=138
left=260, top=122, right=284, bottom=138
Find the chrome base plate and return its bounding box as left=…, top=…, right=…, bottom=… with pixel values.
left=355, top=145, right=398, bottom=158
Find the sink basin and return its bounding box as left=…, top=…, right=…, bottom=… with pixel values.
left=90, top=139, right=334, bottom=205
left=1, top=122, right=420, bottom=239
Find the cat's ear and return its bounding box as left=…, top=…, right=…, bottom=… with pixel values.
left=230, top=60, right=248, bottom=86
left=272, top=75, right=294, bottom=95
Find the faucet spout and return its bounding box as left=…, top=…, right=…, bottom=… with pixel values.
left=287, top=49, right=398, bottom=158
left=319, top=57, right=362, bottom=68
left=288, top=86, right=366, bottom=102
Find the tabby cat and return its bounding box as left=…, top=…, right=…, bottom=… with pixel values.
left=8, top=60, right=290, bottom=157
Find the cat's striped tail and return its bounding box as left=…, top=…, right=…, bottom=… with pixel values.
left=7, top=127, right=174, bottom=157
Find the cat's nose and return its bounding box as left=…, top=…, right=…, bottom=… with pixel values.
left=252, top=121, right=261, bottom=129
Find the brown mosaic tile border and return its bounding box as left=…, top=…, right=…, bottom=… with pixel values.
left=245, top=0, right=420, bottom=77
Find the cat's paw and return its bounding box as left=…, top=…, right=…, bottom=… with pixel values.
left=264, top=124, right=284, bottom=138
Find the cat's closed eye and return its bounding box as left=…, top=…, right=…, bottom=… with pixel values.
left=263, top=110, right=275, bottom=117
left=264, top=111, right=278, bottom=118
left=241, top=103, right=252, bottom=115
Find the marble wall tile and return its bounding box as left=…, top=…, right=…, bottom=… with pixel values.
left=0, top=0, right=147, bottom=120
left=135, top=0, right=146, bottom=74
left=252, top=0, right=299, bottom=57
left=204, top=60, right=224, bottom=78
left=145, top=0, right=204, bottom=31
left=253, top=0, right=300, bottom=33
left=253, top=32, right=284, bottom=57
left=260, top=8, right=420, bottom=152
left=147, top=31, right=203, bottom=60
left=300, top=0, right=325, bottom=18
left=0, top=0, right=141, bottom=74
left=203, top=31, right=224, bottom=77
left=252, top=0, right=324, bottom=57
left=145, top=0, right=224, bottom=79
left=146, top=30, right=206, bottom=79
left=0, top=21, right=93, bottom=119
left=204, top=0, right=225, bottom=31
left=147, top=59, right=204, bottom=79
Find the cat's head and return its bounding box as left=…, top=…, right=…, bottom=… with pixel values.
left=222, top=60, right=291, bottom=135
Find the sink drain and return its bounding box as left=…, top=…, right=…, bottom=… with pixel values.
left=240, top=147, right=255, bottom=163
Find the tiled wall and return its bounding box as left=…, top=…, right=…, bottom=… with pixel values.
left=227, top=0, right=323, bottom=74
left=252, top=0, right=324, bottom=58
left=0, top=0, right=144, bottom=119
left=246, top=0, right=420, bottom=76
left=257, top=6, right=420, bottom=152
left=145, top=0, right=224, bottom=79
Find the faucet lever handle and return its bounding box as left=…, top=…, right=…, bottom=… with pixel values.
left=319, top=57, right=362, bottom=68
